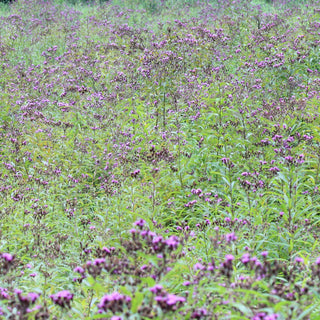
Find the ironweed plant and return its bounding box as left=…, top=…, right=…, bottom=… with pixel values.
left=1, top=0, right=320, bottom=319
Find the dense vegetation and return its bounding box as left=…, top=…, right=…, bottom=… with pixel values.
left=1, top=0, right=320, bottom=319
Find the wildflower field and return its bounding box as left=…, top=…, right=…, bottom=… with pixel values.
left=1, top=0, right=320, bottom=318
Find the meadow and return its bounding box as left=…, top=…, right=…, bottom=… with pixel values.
left=1, top=0, right=320, bottom=318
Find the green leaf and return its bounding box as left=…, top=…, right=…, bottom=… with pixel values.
left=131, top=291, right=144, bottom=313
left=230, top=302, right=253, bottom=317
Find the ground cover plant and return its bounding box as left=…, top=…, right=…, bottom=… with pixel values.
left=1, top=0, right=320, bottom=318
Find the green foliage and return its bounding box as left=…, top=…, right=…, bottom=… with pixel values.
left=1, top=0, right=320, bottom=319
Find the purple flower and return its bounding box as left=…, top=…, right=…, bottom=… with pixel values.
left=241, top=253, right=250, bottom=264
left=133, top=218, right=146, bottom=227
left=150, top=285, right=163, bottom=294
left=191, top=308, right=208, bottom=319
left=74, top=266, right=85, bottom=274
left=221, top=157, right=234, bottom=168
left=17, top=292, right=39, bottom=304
left=98, top=292, right=131, bottom=314
left=226, top=232, right=237, bottom=243
left=140, top=264, right=148, bottom=271
left=152, top=235, right=164, bottom=244
left=166, top=294, right=186, bottom=305
left=165, top=236, right=180, bottom=250
left=225, top=254, right=234, bottom=262
left=2, top=253, right=13, bottom=262
left=50, top=290, right=74, bottom=308
left=193, top=263, right=205, bottom=271
left=94, top=258, right=105, bottom=266
left=155, top=293, right=185, bottom=311
left=269, top=166, right=280, bottom=173
left=285, top=156, right=294, bottom=163
left=221, top=157, right=230, bottom=164
left=0, top=287, right=9, bottom=299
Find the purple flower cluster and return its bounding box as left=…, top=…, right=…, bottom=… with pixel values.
left=129, top=219, right=181, bottom=253
left=50, top=290, right=73, bottom=309
left=150, top=285, right=186, bottom=312
left=98, top=292, right=131, bottom=314
left=0, top=252, right=15, bottom=275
